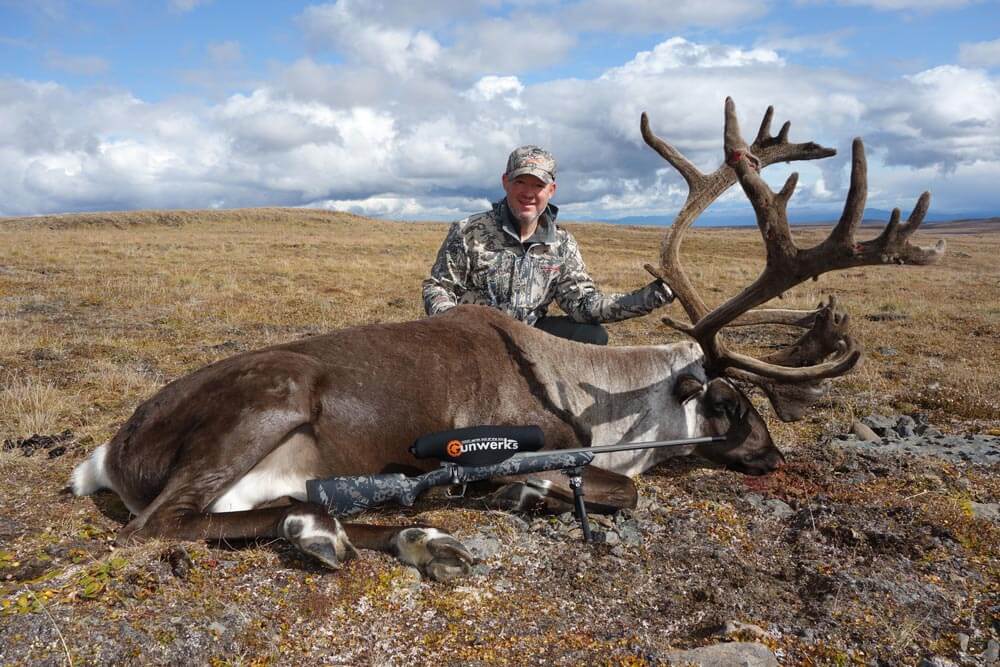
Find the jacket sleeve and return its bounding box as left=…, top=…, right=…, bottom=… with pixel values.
left=552, top=234, right=674, bottom=323
left=422, top=222, right=469, bottom=316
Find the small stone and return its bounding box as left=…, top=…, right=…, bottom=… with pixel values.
left=208, top=622, right=228, bottom=636
left=957, top=633, right=970, bottom=652
left=462, top=534, right=501, bottom=560
left=985, top=639, right=999, bottom=665
left=618, top=522, right=643, bottom=546
left=611, top=545, right=627, bottom=558
left=877, top=346, right=898, bottom=356
left=663, top=642, right=778, bottom=667
left=971, top=503, right=999, bottom=522
left=598, top=531, right=621, bottom=546
left=851, top=421, right=882, bottom=442
left=164, top=546, right=193, bottom=579
left=718, top=620, right=770, bottom=640
left=505, top=514, right=530, bottom=531
left=918, top=657, right=958, bottom=667
left=861, top=414, right=896, bottom=438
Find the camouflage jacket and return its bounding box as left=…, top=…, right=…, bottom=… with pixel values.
left=422, top=199, right=672, bottom=326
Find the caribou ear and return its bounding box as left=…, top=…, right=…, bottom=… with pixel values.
left=673, top=374, right=704, bottom=404
left=704, top=378, right=748, bottom=422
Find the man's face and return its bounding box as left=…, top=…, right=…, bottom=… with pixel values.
left=502, top=173, right=557, bottom=228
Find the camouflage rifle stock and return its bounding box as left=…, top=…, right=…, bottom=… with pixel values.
left=305, top=426, right=725, bottom=541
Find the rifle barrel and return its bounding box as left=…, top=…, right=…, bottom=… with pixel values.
left=518, top=434, right=727, bottom=459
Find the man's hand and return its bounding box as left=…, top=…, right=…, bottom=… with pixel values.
left=643, top=263, right=675, bottom=307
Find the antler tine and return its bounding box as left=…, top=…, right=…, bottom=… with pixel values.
left=640, top=112, right=702, bottom=189
left=698, top=104, right=944, bottom=384
left=830, top=138, right=867, bottom=246
left=642, top=99, right=838, bottom=331
left=728, top=295, right=840, bottom=329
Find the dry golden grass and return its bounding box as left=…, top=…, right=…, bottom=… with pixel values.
left=1, top=207, right=998, bottom=665
left=0, top=207, right=997, bottom=445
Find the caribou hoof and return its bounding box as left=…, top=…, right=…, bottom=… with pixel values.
left=393, top=527, right=475, bottom=582
left=282, top=509, right=358, bottom=570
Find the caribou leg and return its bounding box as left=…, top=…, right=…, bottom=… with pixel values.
left=116, top=495, right=474, bottom=580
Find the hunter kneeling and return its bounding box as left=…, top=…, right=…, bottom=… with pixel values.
left=422, top=145, right=675, bottom=345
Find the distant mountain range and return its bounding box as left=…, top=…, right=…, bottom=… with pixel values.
left=588, top=209, right=1000, bottom=227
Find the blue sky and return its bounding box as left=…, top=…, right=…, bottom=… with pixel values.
left=1, top=0, right=999, bottom=221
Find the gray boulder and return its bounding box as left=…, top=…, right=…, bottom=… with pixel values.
left=663, top=642, right=778, bottom=666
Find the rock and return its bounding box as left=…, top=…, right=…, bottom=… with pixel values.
left=895, top=415, right=917, bottom=438
left=617, top=520, right=643, bottom=546
left=0, top=516, right=24, bottom=539
left=746, top=494, right=794, bottom=520
left=957, top=633, right=969, bottom=652
left=601, top=531, right=621, bottom=546
left=505, top=514, right=530, bottom=531
left=971, top=503, right=999, bottom=522
left=985, top=639, right=999, bottom=665
left=164, top=546, right=193, bottom=579
left=663, top=642, right=778, bottom=666
left=717, top=620, right=770, bottom=640
left=862, top=414, right=897, bottom=438
left=851, top=421, right=881, bottom=441
left=877, top=346, right=898, bottom=356
left=462, top=534, right=501, bottom=560
left=918, top=657, right=958, bottom=667
left=208, top=622, right=228, bottom=636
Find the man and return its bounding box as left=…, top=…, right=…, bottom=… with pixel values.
left=422, top=145, right=673, bottom=345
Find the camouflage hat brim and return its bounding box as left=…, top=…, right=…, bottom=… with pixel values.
left=506, top=166, right=555, bottom=184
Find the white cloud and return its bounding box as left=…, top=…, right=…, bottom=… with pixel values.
left=867, top=65, right=1000, bottom=169
left=754, top=29, right=853, bottom=58
left=566, top=0, right=769, bottom=32
left=604, top=37, right=783, bottom=79
left=169, top=0, right=211, bottom=13
left=462, top=75, right=524, bottom=109
left=299, top=2, right=442, bottom=76
left=959, top=38, right=1000, bottom=68
left=308, top=194, right=491, bottom=219
left=829, top=0, right=976, bottom=9
left=207, top=40, right=242, bottom=67
left=44, top=51, right=110, bottom=76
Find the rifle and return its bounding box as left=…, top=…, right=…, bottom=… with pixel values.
left=306, top=426, right=726, bottom=542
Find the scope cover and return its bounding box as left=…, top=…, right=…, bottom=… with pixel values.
left=409, top=425, right=544, bottom=466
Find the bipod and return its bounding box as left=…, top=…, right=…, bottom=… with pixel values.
left=563, top=467, right=592, bottom=543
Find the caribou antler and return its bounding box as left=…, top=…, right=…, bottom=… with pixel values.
left=643, top=97, right=946, bottom=418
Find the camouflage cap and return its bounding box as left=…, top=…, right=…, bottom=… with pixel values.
left=505, top=145, right=556, bottom=184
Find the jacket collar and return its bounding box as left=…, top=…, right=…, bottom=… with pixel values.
left=497, top=198, right=559, bottom=245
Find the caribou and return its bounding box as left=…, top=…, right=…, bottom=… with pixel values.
left=71, top=98, right=944, bottom=581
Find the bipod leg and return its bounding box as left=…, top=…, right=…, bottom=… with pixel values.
left=563, top=467, right=592, bottom=543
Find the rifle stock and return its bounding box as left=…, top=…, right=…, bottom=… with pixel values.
left=306, top=450, right=596, bottom=516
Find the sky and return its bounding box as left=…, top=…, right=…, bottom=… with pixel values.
left=1, top=0, right=999, bottom=223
